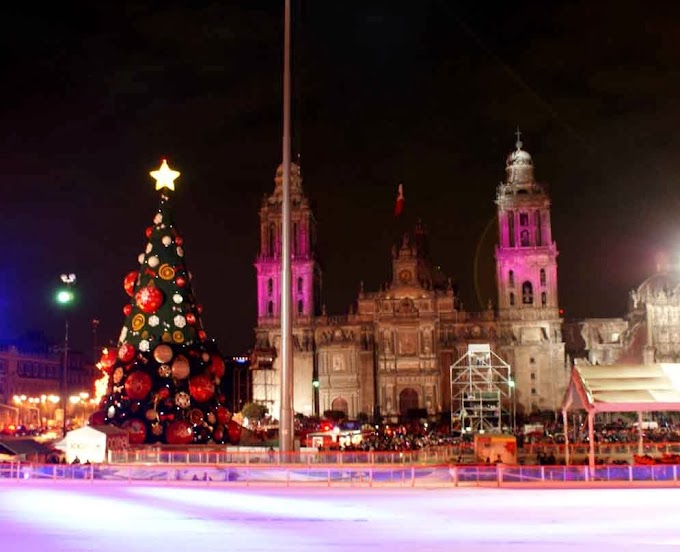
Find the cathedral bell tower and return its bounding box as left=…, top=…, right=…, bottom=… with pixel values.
left=494, top=131, right=566, bottom=412
left=252, top=162, right=321, bottom=417
left=495, top=132, right=559, bottom=320
left=254, top=162, right=322, bottom=323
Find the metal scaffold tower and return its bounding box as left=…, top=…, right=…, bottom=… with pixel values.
left=450, top=343, right=513, bottom=433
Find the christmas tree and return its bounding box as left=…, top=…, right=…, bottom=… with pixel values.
left=91, top=160, right=241, bottom=446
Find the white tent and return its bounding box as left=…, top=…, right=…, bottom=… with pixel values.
left=55, top=425, right=129, bottom=464
left=561, top=363, right=680, bottom=469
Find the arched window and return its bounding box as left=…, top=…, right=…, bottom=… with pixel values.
left=509, top=292, right=515, bottom=306
left=508, top=212, right=515, bottom=247
left=541, top=292, right=547, bottom=306
left=535, top=211, right=542, bottom=246
left=508, top=270, right=515, bottom=287
left=331, top=397, right=348, bottom=415
left=267, top=301, right=274, bottom=316
left=520, top=229, right=530, bottom=247
left=268, top=223, right=276, bottom=257
left=522, top=281, right=533, bottom=304
left=297, top=277, right=303, bottom=294
left=267, top=278, right=273, bottom=296
left=540, top=269, right=546, bottom=286
left=297, top=299, right=304, bottom=314
left=293, top=222, right=299, bottom=256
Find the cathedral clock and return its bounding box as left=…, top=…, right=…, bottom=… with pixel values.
left=399, top=269, right=412, bottom=284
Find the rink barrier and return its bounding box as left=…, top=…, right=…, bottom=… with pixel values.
left=104, top=441, right=680, bottom=466
left=2, top=462, right=680, bottom=487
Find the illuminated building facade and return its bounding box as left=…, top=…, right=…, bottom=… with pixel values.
left=0, top=344, right=94, bottom=428
left=253, top=137, right=569, bottom=422
left=570, top=264, right=680, bottom=367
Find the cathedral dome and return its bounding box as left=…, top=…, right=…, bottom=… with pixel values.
left=506, top=147, right=533, bottom=167
left=635, top=271, right=680, bottom=298
left=504, top=135, right=535, bottom=187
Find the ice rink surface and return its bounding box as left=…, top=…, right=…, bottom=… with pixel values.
left=1, top=481, right=679, bottom=552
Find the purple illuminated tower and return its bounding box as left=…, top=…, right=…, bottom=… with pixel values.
left=495, top=131, right=567, bottom=413
left=253, top=163, right=321, bottom=417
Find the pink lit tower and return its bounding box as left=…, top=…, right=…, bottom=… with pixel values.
left=252, top=163, right=321, bottom=418
left=494, top=130, right=568, bottom=414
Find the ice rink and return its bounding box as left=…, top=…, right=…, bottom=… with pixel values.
left=1, top=481, right=679, bottom=552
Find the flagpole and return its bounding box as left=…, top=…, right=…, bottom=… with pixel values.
left=279, top=0, right=294, bottom=456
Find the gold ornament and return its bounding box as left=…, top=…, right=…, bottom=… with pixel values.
left=131, top=314, right=145, bottom=331
left=172, top=331, right=184, bottom=343
left=162, top=332, right=172, bottom=342
left=159, top=263, right=176, bottom=280
left=113, top=367, right=124, bottom=384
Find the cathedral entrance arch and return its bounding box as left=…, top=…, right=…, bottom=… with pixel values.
left=331, top=397, right=348, bottom=416
left=399, top=388, right=419, bottom=416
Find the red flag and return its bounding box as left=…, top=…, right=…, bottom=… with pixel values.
left=394, top=183, right=405, bottom=216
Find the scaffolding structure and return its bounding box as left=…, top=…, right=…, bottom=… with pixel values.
left=250, top=347, right=277, bottom=410
left=450, top=343, right=513, bottom=433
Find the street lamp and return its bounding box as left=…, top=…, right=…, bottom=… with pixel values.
left=57, top=273, right=76, bottom=437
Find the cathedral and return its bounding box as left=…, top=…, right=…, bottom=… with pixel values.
left=252, top=136, right=570, bottom=426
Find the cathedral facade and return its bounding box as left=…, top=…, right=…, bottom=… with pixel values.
left=253, top=138, right=569, bottom=424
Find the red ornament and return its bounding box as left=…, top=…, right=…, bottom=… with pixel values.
left=196, top=304, right=204, bottom=314
left=174, top=236, right=183, bottom=246
left=123, top=418, right=147, bottom=445
left=216, top=406, right=231, bottom=425
left=99, top=349, right=117, bottom=371
left=189, top=408, right=204, bottom=425
left=124, top=371, right=152, bottom=400
left=186, top=312, right=196, bottom=325
left=175, top=276, right=186, bottom=288
left=156, top=386, right=171, bottom=401
left=145, top=227, right=153, bottom=238
left=189, top=374, right=215, bottom=403
left=165, top=420, right=194, bottom=445
left=209, top=355, right=225, bottom=378
left=135, top=284, right=164, bottom=313
left=123, top=271, right=138, bottom=297
left=89, top=410, right=106, bottom=426
left=198, top=330, right=208, bottom=341
left=118, top=343, right=136, bottom=363
left=123, top=304, right=132, bottom=316
left=213, top=425, right=224, bottom=442
left=227, top=420, right=242, bottom=445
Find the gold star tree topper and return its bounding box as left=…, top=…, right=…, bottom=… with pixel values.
left=150, top=159, right=180, bottom=191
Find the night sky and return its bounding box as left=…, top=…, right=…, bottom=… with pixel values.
left=2, top=1, right=680, bottom=357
